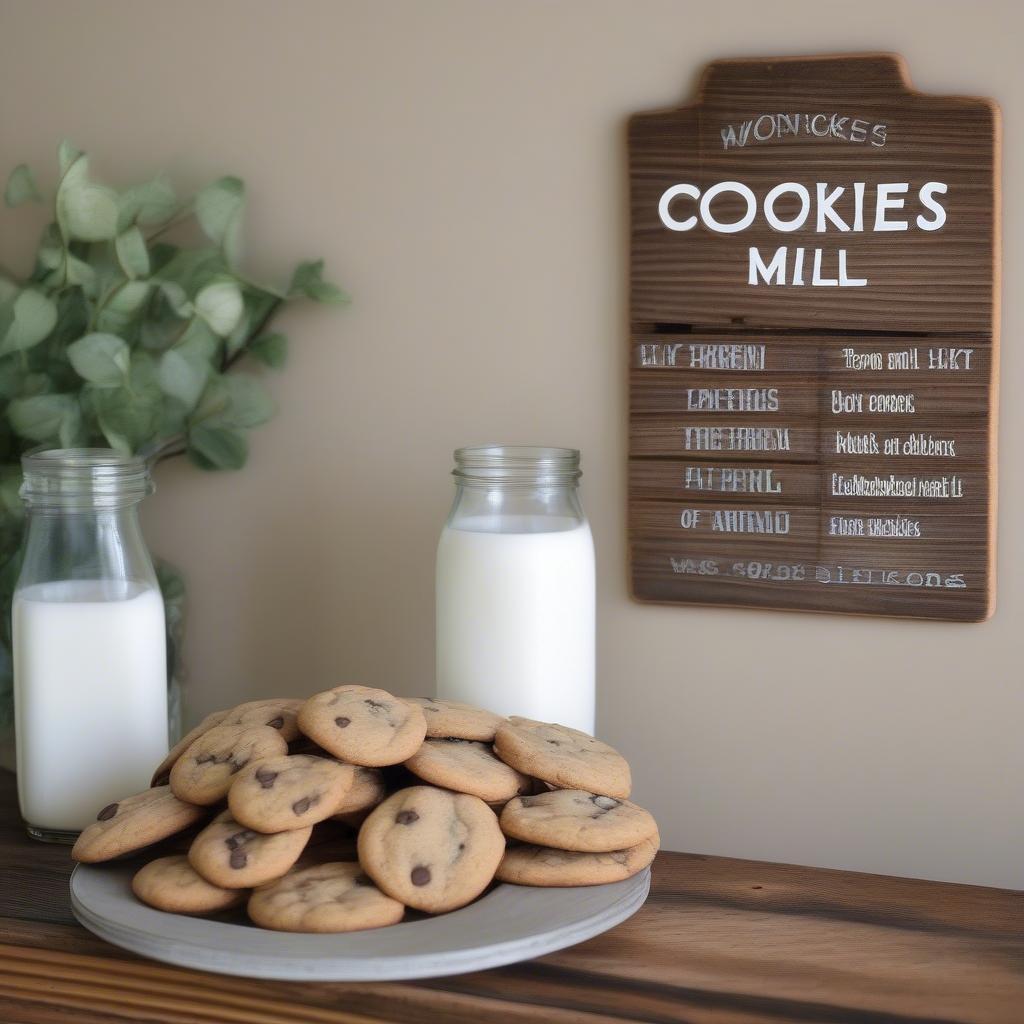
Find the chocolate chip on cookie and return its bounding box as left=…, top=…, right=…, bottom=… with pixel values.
left=150, top=710, right=227, bottom=787
left=188, top=810, right=312, bottom=889
left=297, top=685, right=427, bottom=767
left=132, top=854, right=246, bottom=914
left=357, top=785, right=504, bottom=913
left=169, top=724, right=289, bottom=806
left=496, top=832, right=659, bottom=886
left=247, top=861, right=405, bottom=933
left=404, top=698, right=504, bottom=742
left=228, top=754, right=354, bottom=833
left=493, top=717, right=631, bottom=799
left=72, top=786, right=209, bottom=863
left=219, top=698, right=304, bottom=743
left=405, top=738, right=532, bottom=803
left=500, top=789, right=657, bottom=852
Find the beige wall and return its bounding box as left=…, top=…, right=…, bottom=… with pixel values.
left=2, top=0, right=1020, bottom=888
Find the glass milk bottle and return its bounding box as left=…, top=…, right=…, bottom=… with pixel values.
left=436, top=446, right=595, bottom=733
left=13, top=449, right=168, bottom=841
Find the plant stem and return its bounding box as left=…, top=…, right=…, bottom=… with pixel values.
left=147, top=298, right=284, bottom=467
left=221, top=296, right=282, bottom=372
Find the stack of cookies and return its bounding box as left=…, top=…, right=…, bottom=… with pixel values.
left=71, top=686, right=659, bottom=933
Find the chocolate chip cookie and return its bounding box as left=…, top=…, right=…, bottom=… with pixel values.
left=496, top=833, right=659, bottom=886
left=169, top=724, right=288, bottom=805
left=405, top=698, right=503, bottom=742
left=72, top=786, right=208, bottom=863
left=330, top=766, right=386, bottom=826
left=188, top=810, right=312, bottom=888
left=248, top=862, right=404, bottom=933
left=220, top=698, right=304, bottom=743
left=494, top=717, right=631, bottom=799
left=132, top=854, right=246, bottom=914
left=357, top=786, right=503, bottom=913
left=500, top=790, right=657, bottom=852
left=150, top=710, right=227, bottom=787
left=228, top=754, right=354, bottom=833
left=405, top=738, right=532, bottom=803
left=297, top=685, right=427, bottom=767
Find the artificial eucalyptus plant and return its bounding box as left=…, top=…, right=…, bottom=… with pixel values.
left=0, top=141, right=347, bottom=731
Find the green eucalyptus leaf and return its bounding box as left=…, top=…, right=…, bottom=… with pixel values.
left=7, top=393, right=78, bottom=442
left=195, top=177, right=244, bottom=266
left=157, top=281, right=192, bottom=318
left=117, top=177, right=176, bottom=230
left=187, top=422, right=248, bottom=471
left=56, top=155, right=119, bottom=242
left=0, top=289, right=57, bottom=355
left=65, top=256, right=98, bottom=294
left=289, top=259, right=350, bottom=304
left=35, top=223, right=64, bottom=275
left=195, top=279, right=243, bottom=336
left=154, top=246, right=226, bottom=294
left=0, top=305, right=12, bottom=348
left=148, top=242, right=179, bottom=274
left=158, top=347, right=208, bottom=409
left=57, top=140, right=82, bottom=176
left=178, top=317, right=219, bottom=358
left=224, top=307, right=252, bottom=357
left=95, top=280, right=150, bottom=336
left=157, top=395, right=189, bottom=438
left=249, top=332, right=287, bottom=369
left=44, top=289, right=91, bottom=351
left=0, top=278, right=16, bottom=305
left=0, top=359, right=23, bottom=400
left=115, top=226, right=150, bottom=278
left=156, top=558, right=186, bottom=606
left=0, top=467, right=23, bottom=517
left=91, top=352, right=161, bottom=453
left=67, top=333, right=130, bottom=386
left=58, top=400, right=83, bottom=447
left=106, top=280, right=151, bottom=316
left=217, top=373, right=274, bottom=428
left=5, top=164, right=41, bottom=207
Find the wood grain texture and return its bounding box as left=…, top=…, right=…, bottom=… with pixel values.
left=1, top=771, right=1023, bottom=1023
left=628, top=54, right=999, bottom=621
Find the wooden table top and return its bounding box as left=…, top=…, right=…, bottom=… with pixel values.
left=1, top=769, right=1021, bottom=1024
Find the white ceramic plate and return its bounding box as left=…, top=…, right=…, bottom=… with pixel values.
left=70, top=862, right=650, bottom=981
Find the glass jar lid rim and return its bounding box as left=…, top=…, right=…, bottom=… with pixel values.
left=453, top=445, right=581, bottom=482
left=455, top=444, right=579, bottom=463
left=20, top=447, right=152, bottom=506
left=22, top=447, right=147, bottom=473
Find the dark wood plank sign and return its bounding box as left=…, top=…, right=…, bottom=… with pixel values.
left=628, top=54, right=1000, bottom=620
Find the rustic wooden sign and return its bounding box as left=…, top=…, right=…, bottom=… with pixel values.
left=628, top=54, right=999, bottom=621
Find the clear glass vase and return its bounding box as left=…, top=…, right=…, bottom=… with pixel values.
left=435, top=446, right=596, bottom=733
left=13, top=449, right=170, bottom=842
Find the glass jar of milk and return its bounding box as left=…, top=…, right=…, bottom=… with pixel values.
left=13, top=449, right=168, bottom=842
left=436, top=446, right=595, bottom=733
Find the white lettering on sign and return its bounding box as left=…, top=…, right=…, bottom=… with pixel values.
left=658, top=181, right=947, bottom=234
left=830, top=390, right=917, bottom=414
left=637, top=342, right=767, bottom=368
left=665, top=556, right=967, bottom=590
left=748, top=247, right=867, bottom=286
left=686, top=388, right=779, bottom=412
left=719, top=113, right=887, bottom=149
left=657, top=179, right=948, bottom=288
left=684, top=466, right=783, bottom=494
left=831, top=473, right=964, bottom=498
left=682, top=426, right=791, bottom=451
left=829, top=516, right=923, bottom=538
left=677, top=509, right=792, bottom=534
